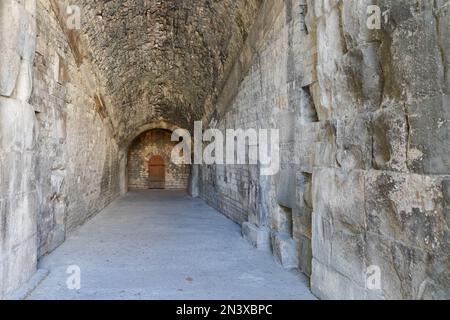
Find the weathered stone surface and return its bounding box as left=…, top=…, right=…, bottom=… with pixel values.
left=271, top=231, right=299, bottom=269
left=0, top=97, right=38, bottom=299
left=242, top=222, right=271, bottom=251
left=311, top=258, right=366, bottom=300
left=372, top=104, right=408, bottom=172
left=366, top=171, right=448, bottom=253
left=406, top=95, right=450, bottom=175
left=276, top=168, right=296, bottom=209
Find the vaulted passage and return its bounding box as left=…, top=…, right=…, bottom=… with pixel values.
left=28, top=191, right=314, bottom=300
left=1, top=0, right=450, bottom=300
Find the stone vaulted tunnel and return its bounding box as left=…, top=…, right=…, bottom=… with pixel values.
left=1, top=0, right=450, bottom=300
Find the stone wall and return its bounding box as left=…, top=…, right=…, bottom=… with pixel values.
left=200, top=0, right=316, bottom=274
left=0, top=0, right=38, bottom=299
left=1, top=0, right=123, bottom=298
left=31, top=0, right=121, bottom=254
left=201, top=0, right=450, bottom=300
left=306, top=0, right=450, bottom=300
left=128, top=130, right=190, bottom=190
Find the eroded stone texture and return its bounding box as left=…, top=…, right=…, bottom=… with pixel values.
left=305, top=0, right=450, bottom=299
left=200, top=0, right=450, bottom=300
left=0, top=0, right=38, bottom=299
left=75, top=0, right=262, bottom=145
left=30, top=0, right=122, bottom=257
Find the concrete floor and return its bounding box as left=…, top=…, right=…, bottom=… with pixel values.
left=29, top=190, right=315, bottom=300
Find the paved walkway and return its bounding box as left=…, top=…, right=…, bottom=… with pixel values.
left=29, top=190, right=315, bottom=300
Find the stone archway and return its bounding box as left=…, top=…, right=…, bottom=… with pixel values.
left=127, top=129, right=190, bottom=191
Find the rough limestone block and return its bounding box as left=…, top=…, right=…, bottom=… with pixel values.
left=276, top=168, right=296, bottom=208
left=365, top=233, right=437, bottom=300
left=0, top=48, right=21, bottom=97
left=365, top=171, right=448, bottom=254
left=18, top=9, right=37, bottom=62
left=2, top=235, right=37, bottom=298
left=341, top=0, right=381, bottom=49
left=313, top=121, right=338, bottom=168
left=3, top=191, right=37, bottom=250
left=382, top=0, right=444, bottom=100
left=316, top=8, right=345, bottom=111
left=293, top=172, right=313, bottom=237
left=0, top=1, right=26, bottom=96
left=311, top=258, right=366, bottom=300
left=296, top=234, right=312, bottom=277
left=278, top=112, right=295, bottom=143
left=335, top=116, right=372, bottom=170
left=312, top=168, right=366, bottom=229
left=271, top=231, right=298, bottom=269
left=242, top=222, right=271, bottom=251
left=296, top=123, right=319, bottom=173
left=0, top=97, right=37, bottom=152
left=311, top=210, right=332, bottom=266
left=333, top=43, right=382, bottom=118
left=13, top=60, right=33, bottom=102
left=330, top=229, right=366, bottom=286
left=406, top=95, right=450, bottom=175
left=372, top=104, right=408, bottom=172
left=270, top=203, right=293, bottom=234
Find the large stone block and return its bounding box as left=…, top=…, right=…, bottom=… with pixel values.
left=311, top=258, right=366, bottom=300
left=276, top=168, right=296, bottom=208
left=380, top=0, right=444, bottom=100
left=2, top=235, right=37, bottom=298
left=296, top=233, right=312, bottom=277
left=270, top=203, right=293, bottom=234
left=293, top=172, right=313, bottom=238
left=372, top=104, right=408, bottom=172
left=406, top=95, right=450, bottom=175
left=341, top=0, right=381, bottom=49
left=365, top=171, right=449, bottom=254
left=0, top=97, right=37, bottom=152
left=313, top=121, right=338, bottom=168
left=295, top=122, right=321, bottom=173
left=333, top=43, right=382, bottom=117
left=13, top=60, right=33, bottom=102
left=330, top=229, right=366, bottom=285
left=271, top=231, right=299, bottom=269
left=0, top=48, right=21, bottom=97
left=335, top=116, right=372, bottom=170
left=311, top=210, right=332, bottom=266
left=312, top=168, right=366, bottom=229
left=242, top=222, right=271, bottom=251
left=315, top=8, right=346, bottom=113
left=365, top=233, right=438, bottom=300
left=0, top=0, right=36, bottom=97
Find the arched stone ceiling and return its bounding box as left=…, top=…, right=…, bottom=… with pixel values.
left=77, top=0, right=262, bottom=144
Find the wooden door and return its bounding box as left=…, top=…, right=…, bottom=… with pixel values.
left=148, top=155, right=165, bottom=189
